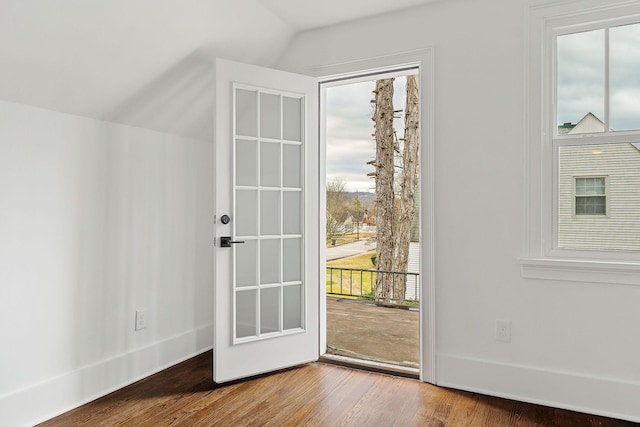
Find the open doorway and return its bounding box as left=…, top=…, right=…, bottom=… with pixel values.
left=321, top=68, right=421, bottom=376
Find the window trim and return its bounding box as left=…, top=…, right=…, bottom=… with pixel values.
left=522, top=0, right=640, bottom=285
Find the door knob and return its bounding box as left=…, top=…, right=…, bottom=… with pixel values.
left=220, top=215, right=231, bottom=224
left=220, top=236, right=245, bottom=247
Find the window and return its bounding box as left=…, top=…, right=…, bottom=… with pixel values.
left=523, top=1, right=640, bottom=284
left=554, top=18, right=640, bottom=253
left=574, top=177, right=606, bottom=216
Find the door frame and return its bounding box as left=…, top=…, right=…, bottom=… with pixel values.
left=306, top=48, right=436, bottom=384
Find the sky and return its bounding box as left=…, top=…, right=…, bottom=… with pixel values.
left=325, top=76, right=410, bottom=193
left=326, top=23, right=640, bottom=194
left=557, top=22, right=640, bottom=131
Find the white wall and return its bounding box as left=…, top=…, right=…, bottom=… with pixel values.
left=279, top=0, right=640, bottom=421
left=0, top=100, right=213, bottom=426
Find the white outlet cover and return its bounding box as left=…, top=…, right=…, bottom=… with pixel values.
left=135, top=309, right=147, bottom=331
left=495, top=319, right=511, bottom=342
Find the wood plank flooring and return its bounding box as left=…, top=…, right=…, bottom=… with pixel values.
left=38, top=351, right=634, bottom=426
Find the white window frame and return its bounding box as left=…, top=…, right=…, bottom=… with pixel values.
left=522, top=0, right=640, bottom=285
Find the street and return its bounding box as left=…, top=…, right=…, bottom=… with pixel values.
left=325, top=239, right=376, bottom=261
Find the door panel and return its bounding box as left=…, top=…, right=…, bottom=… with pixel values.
left=214, top=58, right=319, bottom=383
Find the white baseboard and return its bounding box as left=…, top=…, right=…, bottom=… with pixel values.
left=1, top=324, right=213, bottom=427
left=436, top=353, right=640, bottom=423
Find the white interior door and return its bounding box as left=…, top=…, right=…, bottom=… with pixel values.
left=213, top=58, right=319, bottom=383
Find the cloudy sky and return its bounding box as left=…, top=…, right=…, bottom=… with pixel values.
left=325, top=76, right=410, bottom=193
left=325, top=23, right=640, bottom=193
left=557, top=22, right=640, bottom=131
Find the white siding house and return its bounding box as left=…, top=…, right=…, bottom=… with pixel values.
left=404, top=242, right=420, bottom=301
left=558, top=113, right=640, bottom=251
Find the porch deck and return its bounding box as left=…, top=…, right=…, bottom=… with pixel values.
left=325, top=297, right=419, bottom=370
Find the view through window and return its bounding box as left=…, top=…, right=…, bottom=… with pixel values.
left=556, top=22, right=640, bottom=252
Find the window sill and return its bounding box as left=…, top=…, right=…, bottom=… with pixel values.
left=519, top=257, right=640, bottom=286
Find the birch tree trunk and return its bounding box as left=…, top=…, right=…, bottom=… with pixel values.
left=372, top=78, right=395, bottom=302
left=326, top=177, right=348, bottom=242
left=393, top=74, right=420, bottom=302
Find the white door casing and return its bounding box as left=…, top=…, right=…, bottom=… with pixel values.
left=309, top=49, right=435, bottom=383
left=213, top=58, right=319, bottom=383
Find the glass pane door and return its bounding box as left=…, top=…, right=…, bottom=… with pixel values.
left=233, top=85, right=305, bottom=343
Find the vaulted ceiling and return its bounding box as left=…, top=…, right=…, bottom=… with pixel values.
left=0, top=0, right=441, bottom=140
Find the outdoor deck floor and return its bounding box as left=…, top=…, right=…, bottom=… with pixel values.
left=326, top=297, right=419, bottom=369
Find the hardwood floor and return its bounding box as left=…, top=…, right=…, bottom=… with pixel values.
left=38, top=351, right=633, bottom=426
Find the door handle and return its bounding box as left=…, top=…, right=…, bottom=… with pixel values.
left=220, top=236, right=245, bottom=247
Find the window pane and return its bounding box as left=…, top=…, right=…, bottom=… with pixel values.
left=236, top=190, right=257, bottom=236
left=283, top=96, right=303, bottom=142
left=260, top=141, right=280, bottom=187
left=283, top=237, right=302, bottom=282
left=235, top=239, right=257, bottom=288
left=576, top=196, right=606, bottom=215
left=610, top=23, right=640, bottom=131
left=236, top=89, right=257, bottom=137
left=236, top=139, right=257, bottom=186
left=260, top=239, right=281, bottom=285
left=260, top=287, right=280, bottom=334
left=557, top=30, right=605, bottom=133
left=575, top=177, right=605, bottom=196
left=283, top=284, right=302, bottom=330
left=283, top=145, right=301, bottom=188
left=260, top=190, right=280, bottom=236
left=283, top=191, right=301, bottom=235
left=559, top=144, right=640, bottom=251
left=260, top=93, right=281, bottom=139
left=236, top=290, right=257, bottom=339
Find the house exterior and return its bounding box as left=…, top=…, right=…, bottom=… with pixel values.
left=404, top=242, right=421, bottom=301
left=558, top=113, right=640, bottom=251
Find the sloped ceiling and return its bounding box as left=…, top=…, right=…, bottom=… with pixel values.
left=0, top=0, right=440, bottom=140
left=256, top=0, right=440, bottom=31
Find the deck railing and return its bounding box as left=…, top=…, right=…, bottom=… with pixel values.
left=326, top=267, right=420, bottom=304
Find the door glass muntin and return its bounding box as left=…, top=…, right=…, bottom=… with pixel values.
left=233, top=84, right=306, bottom=343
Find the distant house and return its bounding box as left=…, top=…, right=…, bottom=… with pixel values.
left=341, top=215, right=355, bottom=233
left=405, top=242, right=421, bottom=301
left=558, top=113, right=640, bottom=251
left=327, top=212, right=351, bottom=236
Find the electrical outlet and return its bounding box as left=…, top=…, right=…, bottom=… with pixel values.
left=135, top=309, right=147, bottom=331
left=495, top=319, right=511, bottom=342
